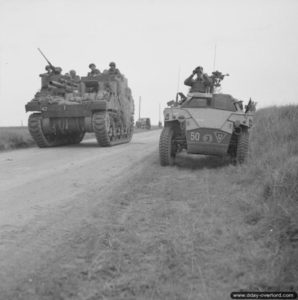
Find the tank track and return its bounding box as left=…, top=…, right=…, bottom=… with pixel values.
left=28, top=113, right=63, bottom=147
left=28, top=113, right=83, bottom=148
left=92, top=111, right=133, bottom=147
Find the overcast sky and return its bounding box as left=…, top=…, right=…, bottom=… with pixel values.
left=0, top=0, right=298, bottom=126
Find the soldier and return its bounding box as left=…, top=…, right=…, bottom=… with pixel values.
left=105, top=62, right=121, bottom=77
left=88, top=63, right=101, bottom=77
left=69, top=70, right=81, bottom=83
left=53, top=66, right=63, bottom=75
left=39, top=65, right=53, bottom=89
left=184, top=66, right=212, bottom=93
left=39, top=65, right=52, bottom=78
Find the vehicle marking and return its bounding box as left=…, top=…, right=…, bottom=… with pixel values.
left=215, top=132, right=227, bottom=143
left=190, top=131, right=200, bottom=141
left=202, top=134, right=213, bottom=143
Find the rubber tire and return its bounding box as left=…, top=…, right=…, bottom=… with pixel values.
left=236, top=129, right=249, bottom=164
left=159, top=126, right=176, bottom=166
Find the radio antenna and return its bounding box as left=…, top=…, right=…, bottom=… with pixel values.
left=213, top=44, right=217, bottom=71
left=176, top=65, right=181, bottom=94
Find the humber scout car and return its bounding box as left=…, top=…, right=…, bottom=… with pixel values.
left=159, top=70, right=256, bottom=166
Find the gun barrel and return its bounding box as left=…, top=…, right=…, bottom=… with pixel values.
left=37, top=48, right=54, bottom=68
left=59, top=78, right=79, bottom=87
left=49, top=80, right=65, bottom=88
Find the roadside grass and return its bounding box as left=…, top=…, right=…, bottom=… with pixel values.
left=0, top=127, right=35, bottom=151
left=238, top=105, right=298, bottom=289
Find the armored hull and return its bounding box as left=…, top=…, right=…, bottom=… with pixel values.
left=25, top=73, right=134, bottom=147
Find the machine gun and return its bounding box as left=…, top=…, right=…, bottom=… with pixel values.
left=210, top=71, right=229, bottom=88
left=38, top=48, right=58, bottom=74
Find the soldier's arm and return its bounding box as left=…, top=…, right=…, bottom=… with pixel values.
left=184, top=74, right=195, bottom=86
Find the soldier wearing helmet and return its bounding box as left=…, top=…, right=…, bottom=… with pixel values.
left=39, top=65, right=53, bottom=89
left=104, top=62, right=121, bottom=77
left=88, top=63, right=101, bottom=77
left=184, top=66, right=212, bottom=93
left=40, top=65, right=52, bottom=78
left=69, top=69, right=81, bottom=83
left=53, top=66, right=62, bottom=75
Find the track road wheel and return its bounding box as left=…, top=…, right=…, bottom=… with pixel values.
left=159, top=126, right=176, bottom=166
left=236, top=128, right=249, bottom=164
left=92, top=112, right=112, bottom=146
left=28, top=113, right=61, bottom=148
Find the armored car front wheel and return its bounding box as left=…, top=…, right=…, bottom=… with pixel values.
left=236, top=129, right=249, bottom=164
left=159, top=126, right=177, bottom=166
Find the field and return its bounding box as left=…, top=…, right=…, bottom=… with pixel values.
left=0, top=106, right=297, bottom=299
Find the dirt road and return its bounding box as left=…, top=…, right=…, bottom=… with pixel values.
left=0, top=130, right=161, bottom=299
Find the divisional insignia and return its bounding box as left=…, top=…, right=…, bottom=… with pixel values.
left=215, top=132, right=227, bottom=143
left=202, top=134, right=213, bottom=143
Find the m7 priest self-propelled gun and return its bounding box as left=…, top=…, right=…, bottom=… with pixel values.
left=25, top=50, right=134, bottom=148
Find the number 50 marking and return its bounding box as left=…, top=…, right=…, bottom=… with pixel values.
left=190, top=132, right=200, bottom=141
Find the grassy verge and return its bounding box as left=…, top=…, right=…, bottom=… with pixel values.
left=0, top=127, right=35, bottom=151
left=239, top=105, right=298, bottom=289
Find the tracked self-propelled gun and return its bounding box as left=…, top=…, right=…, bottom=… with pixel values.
left=25, top=50, right=134, bottom=148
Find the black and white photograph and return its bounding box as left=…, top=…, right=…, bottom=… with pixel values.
left=0, top=0, right=297, bottom=299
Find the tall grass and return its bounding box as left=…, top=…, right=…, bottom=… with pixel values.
left=246, top=105, right=298, bottom=289
left=0, top=127, right=35, bottom=151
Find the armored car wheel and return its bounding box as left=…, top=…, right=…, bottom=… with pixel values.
left=159, top=126, right=177, bottom=166
left=28, top=113, right=65, bottom=148
left=236, top=128, right=249, bottom=164
left=227, top=133, right=238, bottom=163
